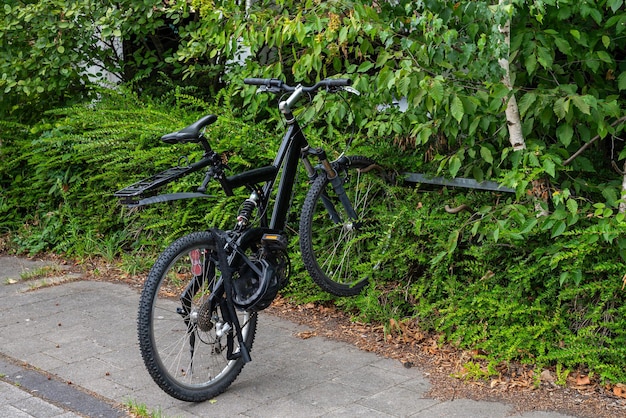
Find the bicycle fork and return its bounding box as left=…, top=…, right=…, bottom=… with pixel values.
left=301, top=148, right=358, bottom=225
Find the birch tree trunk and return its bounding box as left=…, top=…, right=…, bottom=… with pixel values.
left=619, top=162, right=626, bottom=212
left=498, top=1, right=526, bottom=151
left=498, top=2, right=552, bottom=217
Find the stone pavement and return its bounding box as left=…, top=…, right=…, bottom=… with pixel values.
left=0, top=255, right=578, bottom=418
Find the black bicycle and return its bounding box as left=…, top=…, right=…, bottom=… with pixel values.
left=115, top=78, right=394, bottom=401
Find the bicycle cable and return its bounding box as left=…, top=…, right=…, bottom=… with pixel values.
left=336, top=89, right=358, bottom=158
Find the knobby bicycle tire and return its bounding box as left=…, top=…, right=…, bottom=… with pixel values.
left=299, top=155, right=394, bottom=296
left=137, top=231, right=257, bottom=402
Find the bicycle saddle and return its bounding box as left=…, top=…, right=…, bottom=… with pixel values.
left=161, top=115, right=218, bottom=144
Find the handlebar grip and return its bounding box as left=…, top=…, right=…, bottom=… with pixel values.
left=323, top=78, right=352, bottom=87
left=244, top=78, right=287, bottom=89
left=244, top=78, right=271, bottom=86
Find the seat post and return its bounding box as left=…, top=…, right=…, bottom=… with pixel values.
left=199, top=137, right=213, bottom=155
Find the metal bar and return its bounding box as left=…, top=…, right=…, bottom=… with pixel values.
left=402, top=172, right=515, bottom=193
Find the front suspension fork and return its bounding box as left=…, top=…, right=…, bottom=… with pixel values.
left=301, top=148, right=358, bottom=223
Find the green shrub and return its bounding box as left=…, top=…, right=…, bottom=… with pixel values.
left=327, top=184, right=626, bottom=383
left=0, top=86, right=275, bottom=257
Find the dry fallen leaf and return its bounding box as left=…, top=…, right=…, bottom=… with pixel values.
left=389, top=318, right=398, bottom=329
left=295, top=331, right=316, bottom=339
left=540, top=369, right=554, bottom=383
left=612, top=384, right=626, bottom=399
left=576, top=375, right=591, bottom=386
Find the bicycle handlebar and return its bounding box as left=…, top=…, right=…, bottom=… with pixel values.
left=243, top=78, right=352, bottom=93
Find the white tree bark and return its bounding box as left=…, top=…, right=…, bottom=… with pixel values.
left=619, top=162, right=626, bottom=212
left=498, top=1, right=526, bottom=151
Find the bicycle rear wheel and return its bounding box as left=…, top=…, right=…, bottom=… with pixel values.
left=137, top=231, right=257, bottom=402
left=299, top=156, right=394, bottom=296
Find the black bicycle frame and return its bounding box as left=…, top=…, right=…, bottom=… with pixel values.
left=267, top=123, right=308, bottom=230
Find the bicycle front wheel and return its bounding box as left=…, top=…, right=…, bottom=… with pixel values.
left=137, top=231, right=257, bottom=402
left=299, top=156, right=394, bottom=296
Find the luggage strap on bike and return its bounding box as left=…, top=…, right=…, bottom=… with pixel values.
left=211, top=229, right=252, bottom=364
left=123, top=192, right=213, bottom=208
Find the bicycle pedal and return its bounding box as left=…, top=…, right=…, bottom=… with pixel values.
left=261, top=233, right=287, bottom=250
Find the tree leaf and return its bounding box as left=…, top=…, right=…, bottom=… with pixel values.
left=536, top=46, right=553, bottom=69
left=429, top=79, right=444, bottom=104
left=553, top=37, right=571, bottom=55
left=566, top=198, right=578, bottom=215
left=597, top=50, right=612, bottom=64
left=525, top=53, right=537, bottom=75
left=418, top=126, right=432, bottom=145
left=480, top=146, right=493, bottom=164
left=449, top=155, right=462, bottom=178
left=517, top=92, right=537, bottom=117
left=618, top=71, right=626, bottom=91
left=608, top=0, right=624, bottom=12
left=295, top=19, right=306, bottom=44
left=447, top=229, right=460, bottom=254
left=572, top=269, right=583, bottom=286
left=551, top=220, right=566, bottom=238
left=571, top=95, right=591, bottom=115
left=553, top=97, right=569, bottom=120
left=377, top=67, right=394, bottom=89
left=556, top=123, right=574, bottom=147
left=450, top=95, right=464, bottom=123
left=338, top=26, right=348, bottom=43
left=357, top=61, right=374, bottom=73
left=520, top=218, right=538, bottom=234
left=543, top=159, right=556, bottom=177
left=469, top=116, right=481, bottom=136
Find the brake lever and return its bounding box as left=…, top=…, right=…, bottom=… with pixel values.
left=257, top=86, right=282, bottom=94
left=342, top=86, right=361, bottom=96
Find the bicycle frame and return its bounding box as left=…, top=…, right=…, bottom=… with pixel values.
left=216, top=86, right=346, bottom=233
left=266, top=123, right=308, bottom=230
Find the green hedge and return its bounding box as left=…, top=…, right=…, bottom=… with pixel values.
left=2, top=86, right=626, bottom=383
